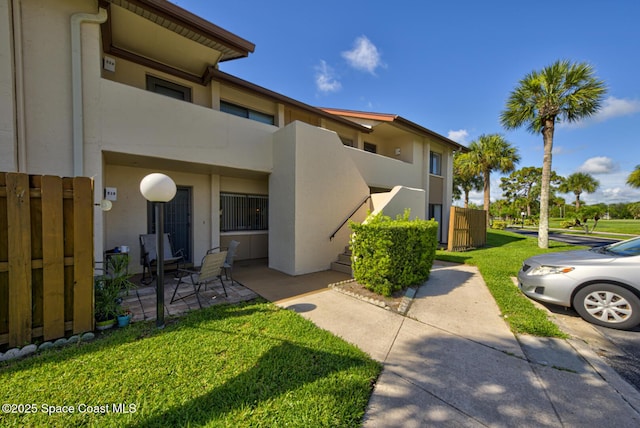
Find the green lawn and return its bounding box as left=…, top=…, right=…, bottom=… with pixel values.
left=436, top=229, right=580, bottom=337
left=548, top=218, right=640, bottom=236
left=0, top=300, right=381, bottom=427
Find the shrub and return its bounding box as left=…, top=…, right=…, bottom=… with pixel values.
left=491, top=220, right=507, bottom=230
left=349, top=210, right=438, bottom=296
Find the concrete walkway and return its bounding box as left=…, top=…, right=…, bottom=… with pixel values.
left=273, top=262, right=640, bottom=427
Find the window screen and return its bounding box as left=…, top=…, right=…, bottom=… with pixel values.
left=220, top=193, right=268, bottom=232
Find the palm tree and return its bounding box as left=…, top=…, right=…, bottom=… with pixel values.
left=627, top=165, right=640, bottom=188
left=458, top=134, right=520, bottom=226
left=500, top=60, right=606, bottom=248
left=551, top=196, right=566, bottom=218
left=453, top=151, right=483, bottom=208
left=558, top=172, right=599, bottom=210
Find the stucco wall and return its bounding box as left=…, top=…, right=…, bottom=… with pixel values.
left=370, top=186, right=426, bottom=220
left=103, top=164, right=214, bottom=274
left=15, top=0, right=96, bottom=176
left=220, top=233, right=268, bottom=260
left=220, top=176, right=268, bottom=194
left=91, top=79, right=274, bottom=173
left=429, top=175, right=444, bottom=203
left=101, top=56, right=212, bottom=108
left=270, top=121, right=370, bottom=275
left=269, top=125, right=296, bottom=273
left=346, top=145, right=423, bottom=190
left=0, top=0, right=16, bottom=171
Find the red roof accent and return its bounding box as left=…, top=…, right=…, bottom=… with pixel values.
left=320, top=108, right=398, bottom=122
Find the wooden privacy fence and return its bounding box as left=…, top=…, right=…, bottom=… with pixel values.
left=447, top=206, right=487, bottom=252
left=0, top=172, right=93, bottom=348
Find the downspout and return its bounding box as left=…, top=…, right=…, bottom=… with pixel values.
left=10, top=0, right=26, bottom=171
left=70, top=7, right=107, bottom=176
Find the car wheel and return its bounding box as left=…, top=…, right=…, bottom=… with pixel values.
left=573, top=283, right=640, bottom=330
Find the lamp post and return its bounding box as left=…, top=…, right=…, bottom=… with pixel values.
left=140, top=173, right=176, bottom=328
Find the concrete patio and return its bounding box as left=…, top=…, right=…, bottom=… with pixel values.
left=121, top=259, right=352, bottom=323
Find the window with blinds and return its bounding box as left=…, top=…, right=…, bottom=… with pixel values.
left=220, top=101, right=275, bottom=125
left=220, top=193, right=268, bottom=232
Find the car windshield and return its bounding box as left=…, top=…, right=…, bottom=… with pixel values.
left=595, top=237, right=640, bottom=257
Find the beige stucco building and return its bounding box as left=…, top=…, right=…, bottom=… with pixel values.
left=1, top=0, right=465, bottom=276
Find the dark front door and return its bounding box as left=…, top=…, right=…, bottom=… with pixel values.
left=148, top=186, right=192, bottom=263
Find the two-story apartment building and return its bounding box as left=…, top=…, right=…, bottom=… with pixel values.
left=0, top=0, right=465, bottom=276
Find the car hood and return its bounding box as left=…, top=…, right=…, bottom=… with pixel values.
left=525, top=249, right=616, bottom=266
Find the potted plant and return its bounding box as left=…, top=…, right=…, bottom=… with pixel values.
left=95, top=254, right=136, bottom=330
left=117, top=309, right=132, bottom=328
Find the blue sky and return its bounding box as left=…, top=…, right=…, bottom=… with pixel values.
left=173, top=0, right=640, bottom=206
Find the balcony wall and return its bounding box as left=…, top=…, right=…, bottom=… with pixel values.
left=270, top=122, right=370, bottom=275
left=88, top=78, right=274, bottom=173
left=345, top=145, right=423, bottom=190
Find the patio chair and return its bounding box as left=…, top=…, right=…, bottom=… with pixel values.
left=207, top=240, right=241, bottom=286
left=139, top=233, right=185, bottom=285
left=171, top=251, right=228, bottom=307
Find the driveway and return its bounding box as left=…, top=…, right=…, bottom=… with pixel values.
left=508, top=228, right=620, bottom=247
left=520, top=277, right=640, bottom=394
left=595, top=325, right=640, bottom=392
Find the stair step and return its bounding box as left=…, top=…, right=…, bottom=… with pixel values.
left=331, top=261, right=352, bottom=275
left=337, top=253, right=351, bottom=264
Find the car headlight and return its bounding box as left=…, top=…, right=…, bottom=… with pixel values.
left=528, top=265, right=574, bottom=276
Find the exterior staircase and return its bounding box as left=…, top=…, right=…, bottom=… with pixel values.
left=331, top=246, right=353, bottom=276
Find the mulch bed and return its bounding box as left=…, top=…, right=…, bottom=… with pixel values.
left=328, top=279, right=416, bottom=314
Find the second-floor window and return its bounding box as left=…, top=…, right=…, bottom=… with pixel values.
left=146, top=75, right=192, bottom=102
left=430, top=152, right=442, bottom=176
left=340, top=136, right=354, bottom=147
left=364, top=142, right=377, bottom=153
left=220, top=101, right=275, bottom=125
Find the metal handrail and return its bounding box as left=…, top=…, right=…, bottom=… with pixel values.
left=329, top=195, right=371, bottom=241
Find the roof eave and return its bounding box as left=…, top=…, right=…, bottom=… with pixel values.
left=104, top=0, right=255, bottom=60
left=393, top=116, right=468, bottom=152
left=209, top=70, right=372, bottom=133
left=319, top=108, right=468, bottom=152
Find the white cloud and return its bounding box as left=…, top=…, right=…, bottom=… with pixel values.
left=593, top=96, right=640, bottom=122
left=314, top=60, right=341, bottom=93
left=342, top=36, right=384, bottom=74
left=576, top=170, right=640, bottom=204
left=561, top=96, right=640, bottom=128
left=603, top=187, right=624, bottom=197
left=577, top=156, right=619, bottom=174
left=448, top=129, right=469, bottom=144
left=582, top=186, right=640, bottom=205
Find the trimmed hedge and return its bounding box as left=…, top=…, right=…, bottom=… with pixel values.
left=349, top=211, right=438, bottom=296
